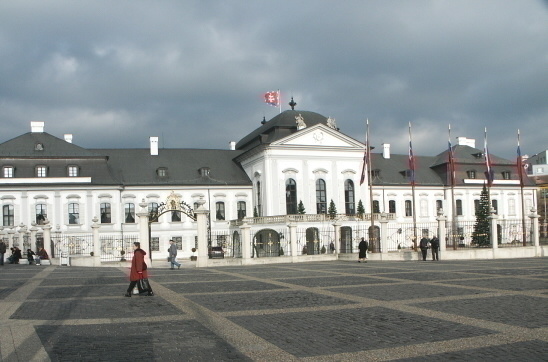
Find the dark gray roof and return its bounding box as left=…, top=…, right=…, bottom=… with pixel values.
left=91, top=149, right=252, bottom=186
left=0, top=132, right=102, bottom=158
left=370, top=154, right=443, bottom=186
left=236, top=110, right=328, bottom=150
left=431, top=145, right=514, bottom=167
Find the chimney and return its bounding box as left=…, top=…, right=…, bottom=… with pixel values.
left=229, top=141, right=236, bottom=150
left=150, top=137, right=159, bottom=156
left=31, top=121, right=44, bottom=133
left=457, top=137, right=476, bottom=148
left=382, top=143, right=390, bottom=159
left=64, top=134, right=73, bottom=143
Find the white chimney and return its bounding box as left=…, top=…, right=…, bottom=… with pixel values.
left=229, top=141, right=236, bottom=150
left=31, top=121, right=44, bottom=133
left=457, top=137, right=476, bottom=148
left=382, top=143, right=391, bottom=159
left=150, top=136, right=159, bottom=156
left=64, top=134, right=73, bottom=143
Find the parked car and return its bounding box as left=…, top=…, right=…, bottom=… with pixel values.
left=208, top=246, right=225, bottom=259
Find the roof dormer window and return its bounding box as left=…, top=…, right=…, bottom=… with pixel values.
left=467, top=170, right=476, bottom=179
left=502, top=171, right=511, bottom=180
left=3, top=166, right=14, bottom=178
left=36, top=165, right=47, bottom=177
left=35, top=143, right=44, bottom=151
left=156, top=167, right=168, bottom=177
left=68, top=165, right=79, bottom=177
left=199, top=167, right=210, bottom=177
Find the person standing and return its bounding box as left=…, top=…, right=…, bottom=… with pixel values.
left=125, top=242, right=153, bottom=297
left=419, top=237, right=429, bottom=261
left=168, top=239, right=181, bottom=270
left=0, top=240, right=6, bottom=266
left=430, top=236, right=440, bottom=261
left=358, top=237, right=368, bottom=263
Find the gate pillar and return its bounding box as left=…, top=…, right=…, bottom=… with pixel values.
left=137, top=200, right=151, bottom=266
left=529, top=208, right=540, bottom=256
left=489, top=207, right=498, bottom=259
left=240, top=223, right=251, bottom=264
left=379, top=213, right=389, bottom=255
left=30, top=223, right=38, bottom=252
left=42, top=220, right=52, bottom=259
left=332, top=221, right=341, bottom=255
left=91, top=217, right=101, bottom=266
left=195, top=198, right=210, bottom=267
left=436, top=210, right=447, bottom=253
left=288, top=222, right=297, bottom=261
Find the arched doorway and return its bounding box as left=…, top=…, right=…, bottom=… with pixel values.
left=305, top=227, right=320, bottom=255
left=232, top=231, right=241, bottom=258
left=368, top=225, right=380, bottom=252
left=340, top=226, right=352, bottom=253
left=253, top=229, right=280, bottom=257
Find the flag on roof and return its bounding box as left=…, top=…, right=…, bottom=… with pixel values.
left=360, top=119, right=370, bottom=185
left=408, top=122, right=416, bottom=185
left=517, top=129, right=525, bottom=187
left=484, top=127, right=494, bottom=186
left=264, top=90, right=280, bottom=107
left=448, top=124, right=456, bottom=186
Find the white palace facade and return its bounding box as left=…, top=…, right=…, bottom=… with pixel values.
left=0, top=109, right=541, bottom=265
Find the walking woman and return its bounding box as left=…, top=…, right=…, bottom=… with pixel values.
left=125, top=242, right=154, bottom=297
left=358, top=237, right=368, bottom=263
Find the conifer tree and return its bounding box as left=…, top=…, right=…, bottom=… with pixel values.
left=328, top=199, right=337, bottom=219
left=297, top=200, right=306, bottom=214
left=253, top=206, right=258, bottom=217
left=472, top=184, right=491, bottom=247
left=357, top=200, right=365, bottom=218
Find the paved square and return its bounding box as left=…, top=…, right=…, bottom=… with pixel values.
left=0, top=258, right=546, bottom=361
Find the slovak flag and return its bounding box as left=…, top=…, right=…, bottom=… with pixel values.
left=264, top=90, right=280, bottom=107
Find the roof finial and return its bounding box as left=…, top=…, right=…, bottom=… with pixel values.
left=261, top=116, right=266, bottom=125
left=289, top=97, right=297, bottom=110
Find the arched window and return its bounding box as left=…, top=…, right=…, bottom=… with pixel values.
left=285, top=178, right=297, bottom=214
left=344, top=180, right=355, bottom=215
left=316, top=179, right=327, bottom=214
left=148, top=202, right=159, bottom=222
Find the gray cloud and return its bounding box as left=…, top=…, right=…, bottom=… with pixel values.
left=0, top=0, right=546, bottom=159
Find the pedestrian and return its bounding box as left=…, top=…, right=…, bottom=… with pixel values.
left=168, top=239, right=181, bottom=270
left=419, top=237, right=429, bottom=261
left=8, top=247, right=22, bottom=264
left=0, top=239, right=6, bottom=266
left=125, top=242, right=153, bottom=297
left=358, top=237, right=368, bottom=263
left=26, top=249, right=36, bottom=265
left=36, top=247, right=49, bottom=265
left=329, top=242, right=335, bottom=253
left=430, top=236, right=440, bottom=261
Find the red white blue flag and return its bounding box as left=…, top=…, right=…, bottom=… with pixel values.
left=264, top=90, right=280, bottom=107
left=484, top=127, right=494, bottom=186
left=448, top=124, right=456, bottom=186
left=408, top=122, right=416, bottom=185
left=517, top=129, right=525, bottom=187
left=360, top=119, right=370, bottom=185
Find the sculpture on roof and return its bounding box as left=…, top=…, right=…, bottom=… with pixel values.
left=295, top=114, right=306, bottom=130
left=326, top=117, right=337, bottom=130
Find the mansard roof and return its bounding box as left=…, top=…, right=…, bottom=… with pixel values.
left=431, top=145, right=515, bottom=167
left=0, top=132, right=103, bottom=158
left=91, top=149, right=251, bottom=186
left=370, top=153, right=443, bottom=186
left=236, top=110, right=328, bottom=151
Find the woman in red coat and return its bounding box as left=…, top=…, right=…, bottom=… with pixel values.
left=125, top=242, right=154, bottom=297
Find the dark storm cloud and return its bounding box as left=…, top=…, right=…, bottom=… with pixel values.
left=0, top=0, right=546, bottom=159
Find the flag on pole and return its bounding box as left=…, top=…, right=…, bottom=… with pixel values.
left=408, top=122, right=416, bottom=185
left=484, top=127, right=494, bottom=186
left=360, top=119, right=369, bottom=185
left=448, top=124, right=456, bottom=186
left=264, top=90, right=280, bottom=107
left=517, top=129, right=525, bottom=187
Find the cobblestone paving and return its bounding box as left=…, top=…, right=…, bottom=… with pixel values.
left=0, top=258, right=546, bottom=361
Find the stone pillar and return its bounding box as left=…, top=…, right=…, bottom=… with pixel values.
left=332, top=221, right=341, bottom=255
left=0, top=227, right=5, bottom=249
left=137, top=199, right=151, bottom=266
left=194, top=198, right=210, bottom=268
left=91, top=216, right=101, bottom=266
left=379, top=213, right=389, bottom=255
left=436, top=210, right=447, bottom=253
left=240, top=222, right=251, bottom=264
left=529, top=208, right=540, bottom=256
left=489, top=207, right=499, bottom=258
left=42, top=220, right=52, bottom=257
left=30, top=223, right=38, bottom=252
left=288, top=222, right=298, bottom=261
left=7, top=228, right=15, bottom=249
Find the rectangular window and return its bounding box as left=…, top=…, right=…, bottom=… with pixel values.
left=372, top=200, right=380, bottom=213
left=171, top=211, right=181, bottom=222
left=68, top=203, right=79, bottom=224
left=456, top=199, right=463, bottom=216
left=3, top=205, right=14, bottom=226
left=3, top=166, right=14, bottom=178
left=388, top=200, right=396, bottom=214
left=508, top=199, right=516, bottom=215
left=420, top=199, right=428, bottom=217
left=125, top=203, right=135, bottom=223
left=173, top=236, right=183, bottom=250
left=474, top=199, right=480, bottom=214
left=405, top=200, right=412, bottom=217
left=216, top=201, right=225, bottom=220
left=36, top=166, right=47, bottom=177
left=35, top=204, right=47, bottom=225
left=237, top=201, right=246, bottom=220
left=502, top=171, right=511, bottom=180
left=100, top=202, right=111, bottom=223
left=492, top=200, right=498, bottom=214
left=467, top=170, right=476, bottom=179
left=151, top=237, right=160, bottom=251
left=436, top=200, right=443, bottom=213
left=148, top=202, right=159, bottom=222
left=68, top=166, right=78, bottom=177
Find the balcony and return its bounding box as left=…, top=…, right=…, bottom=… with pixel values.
left=229, top=213, right=396, bottom=226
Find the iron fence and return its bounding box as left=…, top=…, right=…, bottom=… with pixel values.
left=52, top=233, right=94, bottom=258
left=252, top=228, right=290, bottom=257
left=296, top=227, right=334, bottom=256
left=100, top=234, right=139, bottom=262
left=386, top=222, right=438, bottom=252
left=446, top=221, right=478, bottom=249
left=498, top=220, right=533, bottom=247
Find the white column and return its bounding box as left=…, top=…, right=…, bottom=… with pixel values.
left=529, top=208, right=540, bottom=256
left=91, top=216, right=101, bottom=266
left=489, top=207, right=499, bottom=258
left=288, top=222, right=298, bottom=260
left=30, top=223, right=38, bottom=252
left=379, top=213, right=389, bottom=255
left=240, top=222, right=251, bottom=264
left=332, top=221, right=341, bottom=255
left=436, top=210, right=447, bottom=253
left=42, top=220, right=52, bottom=257
left=137, top=200, right=151, bottom=266
left=7, top=228, right=15, bottom=249
left=195, top=198, right=210, bottom=267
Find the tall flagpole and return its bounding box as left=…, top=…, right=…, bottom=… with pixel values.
left=278, top=89, right=281, bottom=114
left=518, top=129, right=527, bottom=246
left=367, top=119, right=375, bottom=251
left=484, top=127, right=493, bottom=210
left=409, top=122, right=417, bottom=251
left=448, top=124, right=458, bottom=250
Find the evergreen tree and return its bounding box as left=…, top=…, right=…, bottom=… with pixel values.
left=357, top=200, right=365, bottom=218
left=297, top=200, right=306, bottom=214
left=328, top=199, right=337, bottom=219
left=253, top=206, right=258, bottom=217
left=472, top=184, right=490, bottom=247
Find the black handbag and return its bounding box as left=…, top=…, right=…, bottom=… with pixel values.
left=138, top=278, right=151, bottom=291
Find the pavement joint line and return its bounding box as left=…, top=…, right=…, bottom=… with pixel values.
left=2, top=314, right=192, bottom=327
left=145, top=276, right=300, bottom=361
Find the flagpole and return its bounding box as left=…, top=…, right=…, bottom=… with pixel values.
left=518, top=129, right=527, bottom=246
left=367, top=119, right=375, bottom=251
left=449, top=124, right=458, bottom=250
left=278, top=89, right=281, bottom=114
left=484, top=127, right=492, bottom=211
left=409, top=122, right=417, bottom=251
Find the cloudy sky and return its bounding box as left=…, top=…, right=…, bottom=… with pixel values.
left=1, top=0, right=547, bottom=159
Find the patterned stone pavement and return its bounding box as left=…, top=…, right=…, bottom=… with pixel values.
left=0, top=258, right=546, bottom=361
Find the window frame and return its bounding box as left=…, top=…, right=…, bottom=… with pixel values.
left=3, top=204, right=14, bottom=226
left=216, top=201, right=225, bottom=221
left=36, top=165, right=47, bottom=177
left=405, top=200, right=413, bottom=217
left=237, top=201, right=246, bottom=220
left=67, top=165, right=79, bottom=177
left=344, top=179, right=355, bottom=215
left=285, top=178, right=297, bottom=215
left=35, top=204, right=47, bottom=225
left=3, top=166, right=14, bottom=178
left=124, top=203, right=135, bottom=223
left=100, top=202, right=112, bottom=223
left=316, top=179, right=327, bottom=214
left=68, top=202, right=80, bottom=225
